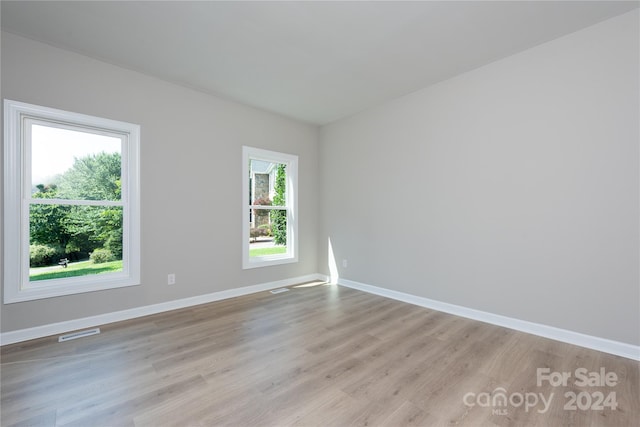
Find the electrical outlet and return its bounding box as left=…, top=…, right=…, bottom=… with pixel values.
left=168, top=273, right=176, bottom=285
left=342, top=259, right=348, bottom=268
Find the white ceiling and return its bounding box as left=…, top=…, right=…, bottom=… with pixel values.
left=2, top=1, right=638, bottom=125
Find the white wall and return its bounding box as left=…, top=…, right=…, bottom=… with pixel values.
left=1, top=32, right=319, bottom=332
left=319, top=10, right=639, bottom=345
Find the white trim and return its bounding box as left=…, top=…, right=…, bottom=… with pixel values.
left=3, top=101, right=22, bottom=302
left=248, top=205, right=288, bottom=211
left=24, top=198, right=124, bottom=207
left=337, top=278, right=640, bottom=361
left=3, top=99, right=141, bottom=303
left=242, top=146, right=298, bottom=269
left=0, top=274, right=325, bottom=346
left=3, top=272, right=636, bottom=361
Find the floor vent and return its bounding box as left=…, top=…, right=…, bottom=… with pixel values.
left=270, top=288, right=290, bottom=294
left=58, top=328, right=101, bottom=342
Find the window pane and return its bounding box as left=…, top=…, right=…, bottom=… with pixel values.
left=5, top=100, right=140, bottom=302
left=243, top=146, right=297, bottom=270
left=249, top=159, right=286, bottom=207
left=249, top=208, right=287, bottom=258
left=31, top=124, right=122, bottom=201
left=29, top=204, right=123, bottom=281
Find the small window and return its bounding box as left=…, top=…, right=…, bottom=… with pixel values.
left=242, top=146, right=298, bottom=269
left=3, top=100, right=140, bottom=303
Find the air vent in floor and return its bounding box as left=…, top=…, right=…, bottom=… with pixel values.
left=58, top=328, right=101, bottom=342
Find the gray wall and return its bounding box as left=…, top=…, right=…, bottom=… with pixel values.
left=1, top=32, right=319, bottom=332
left=2, top=10, right=638, bottom=347
left=319, top=11, right=639, bottom=345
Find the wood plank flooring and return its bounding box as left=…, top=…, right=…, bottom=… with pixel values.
left=1, top=283, right=638, bottom=426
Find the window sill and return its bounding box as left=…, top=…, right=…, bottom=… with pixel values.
left=242, top=255, right=298, bottom=270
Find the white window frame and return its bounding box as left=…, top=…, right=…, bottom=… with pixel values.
left=242, top=146, right=298, bottom=269
left=3, top=99, right=141, bottom=303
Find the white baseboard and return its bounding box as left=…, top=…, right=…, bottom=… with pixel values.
left=4, top=273, right=638, bottom=361
left=0, top=274, right=325, bottom=346
left=338, top=277, right=640, bottom=361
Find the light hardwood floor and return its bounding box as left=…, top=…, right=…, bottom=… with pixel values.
left=1, top=283, right=638, bottom=426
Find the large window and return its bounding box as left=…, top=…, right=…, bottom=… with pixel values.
left=3, top=100, right=140, bottom=303
left=242, top=146, right=298, bottom=269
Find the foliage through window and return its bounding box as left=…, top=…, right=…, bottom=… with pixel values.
left=3, top=100, right=140, bottom=302
left=243, top=146, right=298, bottom=269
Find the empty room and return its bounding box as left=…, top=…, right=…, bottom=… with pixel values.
left=1, top=1, right=639, bottom=426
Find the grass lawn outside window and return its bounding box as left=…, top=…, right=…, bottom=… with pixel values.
left=30, top=260, right=123, bottom=281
